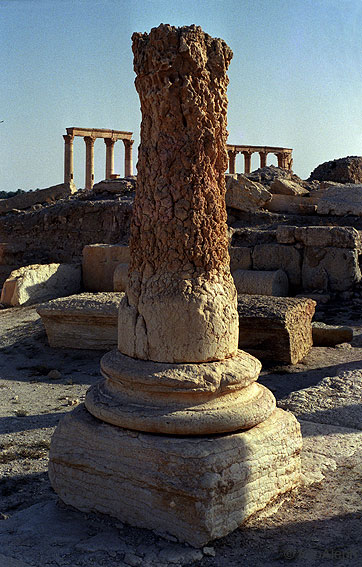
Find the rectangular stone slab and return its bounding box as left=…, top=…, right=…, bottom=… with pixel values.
left=37, top=292, right=123, bottom=349
left=48, top=405, right=301, bottom=547
left=237, top=295, right=316, bottom=364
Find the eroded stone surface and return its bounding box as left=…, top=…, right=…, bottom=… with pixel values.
left=85, top=349, right=275, bottom=434
left=1, top=263, right=81, bottom=306
left=119, top=24, right=238, bottom=363
left=37, top=292, right=123, bottom=349
left=237, top=295, right=315, bottom=364
left=232, top=269, right=288, bottom=297
left=49, top=405, right=302, bottom=547
left=225, top=174, right=272, bottom=211
left=82, top=244, right=130, bottom=292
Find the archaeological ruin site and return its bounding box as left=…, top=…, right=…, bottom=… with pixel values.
left=0, top=22, right=361, bottom=567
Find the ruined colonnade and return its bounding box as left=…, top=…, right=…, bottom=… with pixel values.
left=227, top=144, right=293, bottom=174
left=63, top=127, right=134, bottom=190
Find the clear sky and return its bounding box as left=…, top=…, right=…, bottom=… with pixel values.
left=1, top=0, right=362, bottom=191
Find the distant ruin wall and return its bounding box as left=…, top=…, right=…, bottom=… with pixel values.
left=0, top=198, right=133, bottom=286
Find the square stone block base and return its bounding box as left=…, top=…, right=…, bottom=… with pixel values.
left=48, top=405, right=302, bottom=547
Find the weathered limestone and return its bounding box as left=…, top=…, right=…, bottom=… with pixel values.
left=49, top=24, right=302, bottom=546
left=37, top=292, right=122, bottom=349
left=264, top=194, right=316, bottom=215
left=113, top=263, right=128, bottom=292
left=229, top=246, right=252, bottom=271
left=1, top=263, right=81, bottom=306
left=309, top=156, right=362, bottom=184
left=49, top=405, right=301, bottom=547
left=82, top=244, right=130, bottom=292
left=312, top=322, right=353, bottom=346
left=270, top=178, right=309, bottom=196
left=118, top=25, right=238, bottom=364
left=0, top=183, right=76, bottom=215
left=237, top=296, right=316, bottom=364
left=316, top=184, right=362, bottom=216
left=253, top=243, right=302, bottom=288
left=302, top=247, right=361, bottom=291
left=225, top=174, right=271, bottom=212
left=232, top=269, right=288, bottom=296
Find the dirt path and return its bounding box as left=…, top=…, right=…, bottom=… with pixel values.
left=0, top=305, right=361, bottom=566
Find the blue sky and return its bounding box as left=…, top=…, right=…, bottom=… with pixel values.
left=1, top=0, right=362, bottom=191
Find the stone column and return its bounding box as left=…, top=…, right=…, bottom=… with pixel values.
left=243, top=150, right=252, bottom=173
left=123, top=139, right=133, bottom=177
left=104, top=138, right=116, bottom=179
left=49, top=25, right=302, bottom=547
left=228, top=150, right=237, bottom=174
left=259, top=150, right=267, bottom=168
left=84, top=136, right=95, bottom=190
left=118, top=24, right=238, bottom=364
left=63, top=134, right=74, bottom=184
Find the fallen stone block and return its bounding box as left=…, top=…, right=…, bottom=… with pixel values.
left=0, top=182, right=76, bottom=214
left=270, top=178, right=309, bottom=196
left=229, top=246, right=252, bottom=271
left=232, top=269, right=288, bottom=296
left=253, top=243, right=302, bottom=288
left=302, top=247, right=361, bottom=291
left=225, top=174, right=271, bottom=212
left=295, top=226, right=361, bottom=249
left=237, top=295, right=316, bottom=364
left=264, top=194, right=315, bottom=214
left=316, top=184, right=362, bottom=216
left=113, top=263, right=129, bottom=292
left=82, top=244, right=130, bottom=292
left=0, top=263, right=81, bottom=306
left=312, top=322, right=353, bottom=346
left=37, top=292, right=123, bottom=349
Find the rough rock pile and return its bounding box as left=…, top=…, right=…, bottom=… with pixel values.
left=309, top=156, right=362, bottom=184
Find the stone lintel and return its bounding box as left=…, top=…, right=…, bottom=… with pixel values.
left=67, top=127, right=133, bottom=141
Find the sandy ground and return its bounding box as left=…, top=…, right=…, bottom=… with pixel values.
left=0, top=302, right=361, bottom=567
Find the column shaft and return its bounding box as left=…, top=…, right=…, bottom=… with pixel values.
left=243, top=152, right=252, bottom=174
left=63, top=134, right=74, bottom=184
left=259, top=151, right=267, bottom=169
left=228, top=150, right=237, bottom=174
left=84, top=136, right=95, bottom=190
left=105, top=139, right=116, bottom=179
left=123, top=139, right=134, bottom=177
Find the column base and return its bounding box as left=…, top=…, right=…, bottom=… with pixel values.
left=49, top=404, right=302, bottom=547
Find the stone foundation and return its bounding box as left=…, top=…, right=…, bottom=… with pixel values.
left=49, top=404, right=302, bottom=547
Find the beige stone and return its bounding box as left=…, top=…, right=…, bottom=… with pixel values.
left=294, top=226, right=361, bottom=249
left=312, top=322, right=353, bottom=346
left=302, top=247, right=361, bottom=291
left=85, top=349, right=275, bottom=435
left=113, top=263, right=129, bottom=292
left=232, top=269, right=288, bottom=296
left=253, top=243, right=302, bottom=288
left=225, top=174, right=272, bottom=211
left=265, top=194, right=315, bottom=214
left=118, top=274, right=239, bottom=363
left=0, top=183, right=76, bottom=214
left=270, top=178, right=309, bottom=196
left=37, top=292, right=123, bottom=349
left=1, top=263, right=81, bottom=306
left=316, top=183, right=362, bottom=216
left=229, top=246, right=252, bottom=271
left=237, top=295, right=316, bottom=364
left=49, top=405, right=302, bottom=547
left=82, top=244, right=130, bottom=292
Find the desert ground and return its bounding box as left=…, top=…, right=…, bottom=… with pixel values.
left=0, top=297, right=361, bottom=567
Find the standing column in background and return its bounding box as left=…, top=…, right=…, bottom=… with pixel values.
left=104, top=138, right=116, bottom=179
left=63, top=134, right=74, bottom=184
left=84, top=136, right=95, bottom=190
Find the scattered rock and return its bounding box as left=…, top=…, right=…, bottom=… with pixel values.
left=47, top=369, right=61, bottom=380
left=225, top=173, right=272, bottom=212
left=312, top=322, right=353, bottom=346
left=309, top=156, right=362, bottom=184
